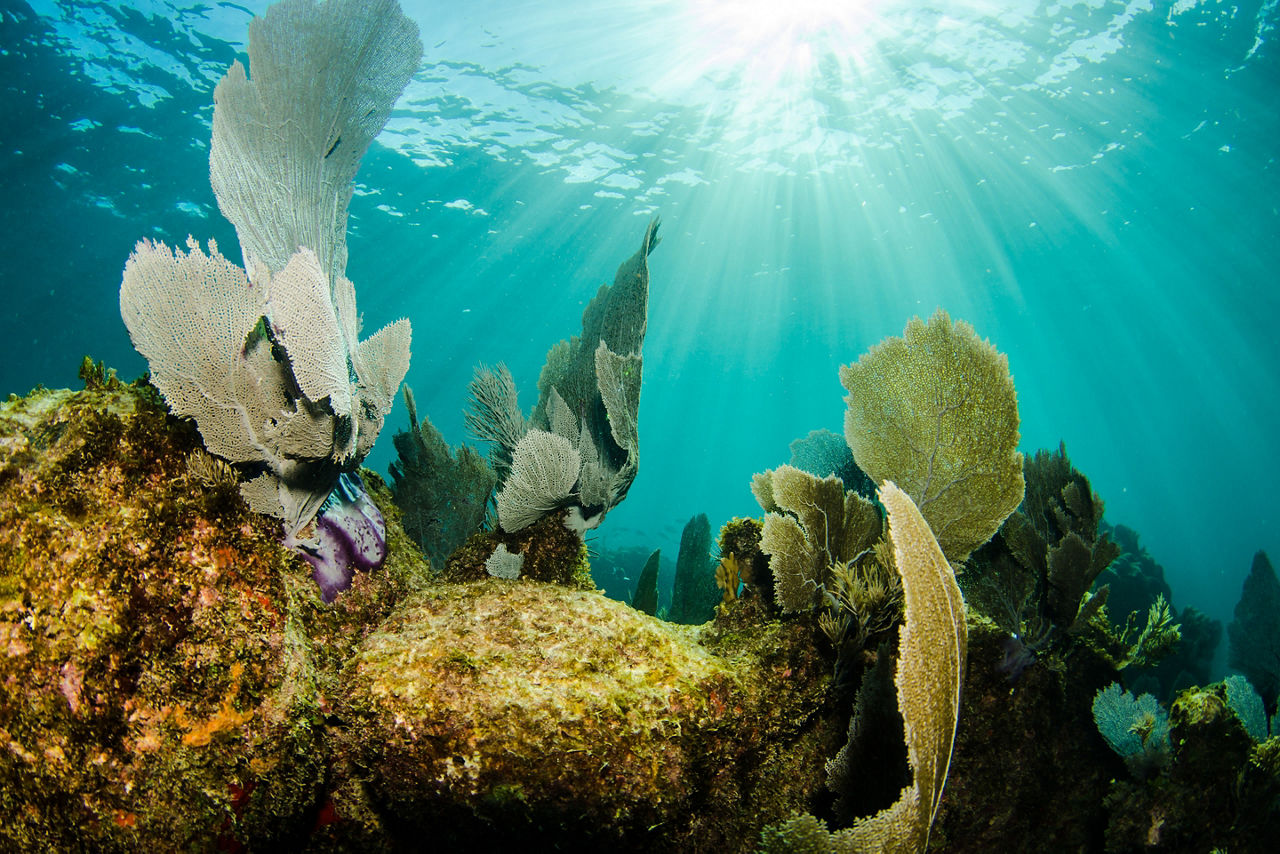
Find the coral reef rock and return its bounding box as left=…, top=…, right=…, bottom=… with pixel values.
left=329, top=580, right=834, bottom=852
left=0, top=379, right=425, bottom=851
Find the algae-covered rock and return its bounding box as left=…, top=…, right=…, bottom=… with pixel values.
left=1102, top=680, right=1280, bottom=851
left=329, top=580, right=835, bottom=852
left=0, top=379, right=426, bottom=851
left=0, top=378, right=842, bottom=853
left=928, top=615, right=1123, bottom=852
left=442, top=509, right=594, bottom=588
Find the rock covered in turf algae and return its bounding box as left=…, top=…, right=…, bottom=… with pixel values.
left=442, top=509, right=594, bottom=588
left=331, top=581, right=835, bottom=851
left=0, top=379, right=426, bottom=851
left=1102, top=681, right=1280, bottom=851
left=927, top=614, right=1124, bottom=852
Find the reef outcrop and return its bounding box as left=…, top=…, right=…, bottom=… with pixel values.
left=0, top=372, right=428, bottom=850
left=0, top=375, right=834, bottom=852
left=325, top=582, right=833, bottom=852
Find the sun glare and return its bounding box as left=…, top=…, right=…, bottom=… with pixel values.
left=684, top=0, right=889, bottom=83
left=631, top=0, right=900, bottom=140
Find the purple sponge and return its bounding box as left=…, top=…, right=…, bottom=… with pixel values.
left=288, top=473, right=387, bottom=602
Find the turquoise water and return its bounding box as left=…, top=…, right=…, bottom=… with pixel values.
left=2, top=0, right=1276, bottom=633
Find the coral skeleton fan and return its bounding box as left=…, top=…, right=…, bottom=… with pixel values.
left=118, top=0, right=423, bottom=600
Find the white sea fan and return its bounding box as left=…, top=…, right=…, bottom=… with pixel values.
left=496, top=430, right=581, bottom=532
left=118, top=0, right=421, bottom=537
left=485, top=544, right=524, bottom=581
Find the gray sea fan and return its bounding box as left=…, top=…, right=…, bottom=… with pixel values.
left=576, top=426, right=614, bottom=511
left=594, top=343, right=640, bottom=469
left=210, top=0, right=422, bottom=287
left=545, top=386, right=579, bottom=445
left=352, top=317, right=413, bottom=461
left=496, top=430, right=581, bottom=532
left=474, top=219, right=659, bottom=536
left=267, top=248, right=354, bottom=418
left=485, top=544, right=524, bottom=580
left=120, top=238, right=285, bottom=468
left=120, top=239, right=411, bottom=537
left=119, top=0, right=420, bottom=539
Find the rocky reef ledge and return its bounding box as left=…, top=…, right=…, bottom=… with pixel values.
left=0, top=374, right=832, bottom=852
left=6, top=372, right=1278, bottom=852
left=327, top=580, right=832, bottom=851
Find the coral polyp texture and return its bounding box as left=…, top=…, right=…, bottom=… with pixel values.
left=118, top=0, right=420, bottom=592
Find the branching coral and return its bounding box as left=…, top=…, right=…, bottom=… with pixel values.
left=717, top=516, right=772, bottom=603
left=1009, top=442, right=1121, bottom=630
left=464, top=363, right=527, bottom=480
left=1114, top=594, right=1181, bottom=670
left=716, top=554, right=743, bottom=604
left=820, top=549, right=903, bottom=650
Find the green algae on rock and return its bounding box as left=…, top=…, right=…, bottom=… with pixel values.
left=0, top=379, right=427, bottom=851
left=330, top=580, right=836, bottom=852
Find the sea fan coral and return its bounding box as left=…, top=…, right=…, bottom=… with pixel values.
left=840, top=309, right=1024, bottom=566
left=118, top=0, right=421, bottom=596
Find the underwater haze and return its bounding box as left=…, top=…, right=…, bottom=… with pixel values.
left=1, top=0, right=1277, bottom=633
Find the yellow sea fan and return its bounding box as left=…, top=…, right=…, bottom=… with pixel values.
left=760, top=482, right=968, bottom=853
left=840, top=309, right=1024, bottom=566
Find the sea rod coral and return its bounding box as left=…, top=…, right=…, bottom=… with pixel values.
left=118, top=0, right=421, bottom=599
